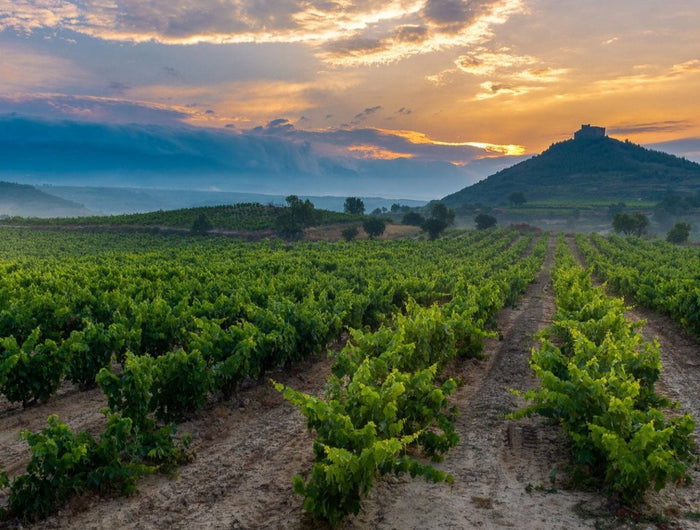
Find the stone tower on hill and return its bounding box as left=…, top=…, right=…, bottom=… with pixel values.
left=574, top=124, right=606, bottom=140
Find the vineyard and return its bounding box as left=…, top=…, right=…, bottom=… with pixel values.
left=0, top=227, right=699, bottom=528
left=575, top=234, right=700, bottom=339
left=0, top=203, right=359, bottom=233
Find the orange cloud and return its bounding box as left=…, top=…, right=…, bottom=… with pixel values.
left=348, top=144, right=415, bottom=160
left=574, top=59, right=700, bottom=97
left=473, top=81, right=544, bottom=100
left=455, top=48, right=538, bottom=76
left=137, top=81, right=315, bottom=122
left=377, top=128, right=525, bottom=155
left=1, top=0, right=527, bottom=68
left=427, top=46, right=568, bottom=100
left=319, top=0, right=527, bottom=66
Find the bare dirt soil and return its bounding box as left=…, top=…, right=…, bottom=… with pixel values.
left=2, top=234, right=700, bottom=529
left=2, top=222, right=420, bottom=243
left=303, top=223, right=421, bottom=241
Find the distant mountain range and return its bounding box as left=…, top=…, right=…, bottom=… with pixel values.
left=0, top=181, right=425, bottom=218
left=0, top=181, right=93, bottom=218
left=37, top=186, right=426, bottom=215
left=442, top=126, right=700, bottom=206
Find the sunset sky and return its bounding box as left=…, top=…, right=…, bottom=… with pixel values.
left=1, top=0, right=699, bottom=198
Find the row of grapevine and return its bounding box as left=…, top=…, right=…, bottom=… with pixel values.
left=514, top=237, right=695, bottom=503
left=576, top=233, right=700, bottom=338
left=276, top=234, right=548, bottom=523
left=0, top=229, right=520, bottom=407
left=0, top=227, right=536, bottom=522
left=0, top=366, right=193, bottom=521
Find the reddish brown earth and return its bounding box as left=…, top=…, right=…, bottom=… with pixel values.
left=1, top=234, right=699, bottom=529
left=303, top=222, right=421, bottom=241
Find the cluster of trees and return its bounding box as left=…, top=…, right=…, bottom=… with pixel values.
left=343, top=197, right=365, bottom=215
left=276, top=195, right=319, bottom=238
left=612, top=212, right=649, bottom=237
left=370, top=203, right=413, bottom=216
left=666, top=222, right=691, bottom=244
left=398, top=202, right=456, bottom=240
left=421, top=202, right=455, bottom=240
left=362, top=217, right=386, bottom=239
left=474, top=213, right=497, bottom=230
left=401, top=211, right=424, bottom=226
left=405, top=204, right=496, bottom=233
left=339, top=219, right=386, bottom=241
left=612, top=212, right=692, bottom=244
left=189, top=196, right=372, bottom=239
left=339, top=197, right=387, bottom=240
left=274, top=196, right=389, bottom=241
left=187, top=195, right=492, bottom=242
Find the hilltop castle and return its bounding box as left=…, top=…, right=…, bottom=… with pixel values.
left=574, top=124, right=606, bottom=140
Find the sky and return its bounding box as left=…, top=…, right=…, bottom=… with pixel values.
left=1, top=0, right=699, bottom=199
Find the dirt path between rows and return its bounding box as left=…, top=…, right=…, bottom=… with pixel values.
left=19, top=352, right=334, bottom=530
left=343, top=234, right=604, bottom=530
left=3, top=233, right=699, bottom=529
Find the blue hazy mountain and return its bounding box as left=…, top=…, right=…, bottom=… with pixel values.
left=37, top=185, right=426, bottom=215
left=0, top=181, right=93, bottom=217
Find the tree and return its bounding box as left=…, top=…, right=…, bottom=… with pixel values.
left=276, top=195, right=318, bottom=238
left=612, top=213, right=634, bottom=235
left=508, top=192, right=526, bottom=207
left=474, top=213, right=497, bottom=230
left=428, top=202, right=455, bottom=226
left=418, top=202, right=455, bottom=240
left=362, top=217, right=386, bottom=239
left=612, top=212, right=649, bottom=237
left=421, top=218, right=448, bottom=240
left=402, top=212, right=425, bottom=226
left=344, top=197, right=365, bottom=215
left=341, top=225, right=359, bottom=241
left=666, top=222, right=691, bottom=244
left=191, top=213, right=213, bottom=233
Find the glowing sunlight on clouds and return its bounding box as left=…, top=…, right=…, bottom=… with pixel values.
left=0, top=0, right=527, bottom=66
left=1, top=0, right=699, bottom=186
left=380, top=128, right=525, bottom=156
left=587, top=59, right=700, bottom=96
left=348, top=144, right=416, bottom=160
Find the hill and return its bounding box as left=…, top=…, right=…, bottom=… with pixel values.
left=442, top=126, right=700, bottom=207
left=0, top=181, right=93, bottom=218
left=0, top=202, right=360, bottom=233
